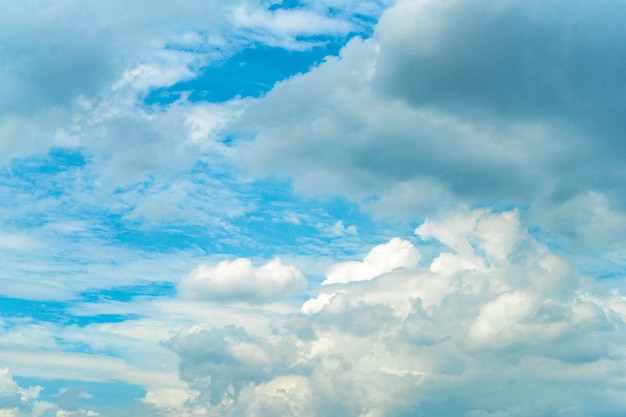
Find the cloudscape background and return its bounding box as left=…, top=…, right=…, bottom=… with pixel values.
left=1, top=0, right=626, bottom=416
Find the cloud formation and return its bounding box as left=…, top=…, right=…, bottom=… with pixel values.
left=0, top=368, right=54, bottom=417
left=2, top=1, right=626, bottom=416
left=238, top=0, right=626, bottom=255
left=322, top=237, right=420, bottom=285
left=166, top=209, right=626, bottom=416
left=179, top=258, right=306, bottom=303
left=0, top=0, right=377, bottom=176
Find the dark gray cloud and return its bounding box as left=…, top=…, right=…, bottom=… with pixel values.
left=376, top=0, right=626, bottom=126
left=374, top=0, right=626, bottom=201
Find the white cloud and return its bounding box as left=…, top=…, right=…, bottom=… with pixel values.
left=0, top=368, right=54, bottom=417
left=179, top=257, right=306, bottom=303
left=3, top=208, right=624, bottom=417
left=323, top=237, right=420, bottom=284
left=230, top=5, right=352, bottom=49
left=415, top=209, right=523, bottom=276
left=301, top=292, right=338, bottom=315
left=164, top=208, right=626, bottom=416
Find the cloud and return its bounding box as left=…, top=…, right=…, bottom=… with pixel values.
left=0, top=0, right=362, bottom=115
left=229, top=5, right=352, bottom=49
left=55, top=410, right=100, bottom=417
left=375, top=0, right=626, bottom=135
left=3, top=1, right=626, bottom=416
left=0, top=0, right=381, bottom=184
left=0, top=231, right=198, bottom=300
left=165, top=209, right=626, bottom=416
left=237, top=0, right=626, bottom=256
left=415, top=209, right=523, bottom=276
left=322, top=237, right=420, bottom=285
left=165, top=324, right=302, bottom=407
left=178, top=257, right=306, bottom=303
left=0, top=368, right=54, bottom=417
left=3, top=208, right=624, bottom=417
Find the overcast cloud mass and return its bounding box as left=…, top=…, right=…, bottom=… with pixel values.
left=1, top=0, right=626, bottom=416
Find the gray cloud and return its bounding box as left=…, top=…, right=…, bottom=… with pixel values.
left=375, top=0, right=626, bottom=134
left=237, top=0, right=626, bottom=257
left=165, top=324, right=301, bottom=406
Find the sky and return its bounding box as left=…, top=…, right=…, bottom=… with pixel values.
left=1, top=0, right=626, bottom=416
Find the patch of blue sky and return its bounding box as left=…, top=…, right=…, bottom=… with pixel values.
left=145, top=40, right=347, bottom=105
left=594, top=269, right=626, bottom=280
left=6, top=147, right=87, bottom=175
left=79, top=282, right=176, bottom=303
left=224, top=179, right=388, bottom=256
left=268, top=0, right=301, bottom=11
left=102, top=163, right=386, bottom=259
left=0, top=296, right=141, bottom=326
left=145, top=2, right=386, bottom=106
left=1, top=149, right=91, bottom=234
left=51, top=337, right=94, bottom=355
left=269, top=0, right=385, bottom=25
left=65, top=314, right=142, bottom=327
left=2, top=148, right=87, bottom=200
left=12, top=377, right=146, bottom=410
left=575, top=251, right=626, bottom=282
left=106, top=219, right=212, bottom=252
left=0, top=297, right=69, bottom=324
left=527, top=225, right=566, bottom=253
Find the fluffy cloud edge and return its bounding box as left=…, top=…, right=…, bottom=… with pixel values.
left=164, top=209, right=626, bottom=416
left=178, top=257, right=306, bottom=303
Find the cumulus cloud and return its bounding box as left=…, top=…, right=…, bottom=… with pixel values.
left=0, top=368, right=54, bottom=417
left=166, top=209, right=626, bottom=416
left=178, top=258, right=306, bottom=303
left=415, top=209, right=522, bottom=275
left=322, top=237, right=420, bottom=285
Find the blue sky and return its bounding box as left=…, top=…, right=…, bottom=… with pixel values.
left=1, top=0, right=626, bottom=416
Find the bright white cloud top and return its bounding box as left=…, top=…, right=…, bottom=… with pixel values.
left=179, top=258, right=306, bottom=302
left=1, top=0, right=625, bottom=416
